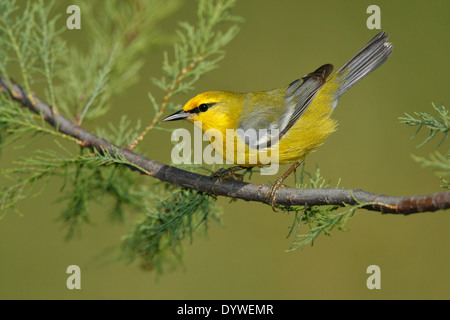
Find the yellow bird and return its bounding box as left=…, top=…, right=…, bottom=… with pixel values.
left=163, top=31, right=393, bottom=208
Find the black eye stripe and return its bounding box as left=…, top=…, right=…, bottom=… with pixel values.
left=189, top=102, right=216, bottom=114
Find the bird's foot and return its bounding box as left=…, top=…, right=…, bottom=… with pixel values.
left=264, top=178, right=287, bottom=212
left=211, top=166, right=246, bottom=193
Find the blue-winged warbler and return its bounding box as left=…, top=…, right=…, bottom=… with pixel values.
left=163, top=31, right=393, bottom=208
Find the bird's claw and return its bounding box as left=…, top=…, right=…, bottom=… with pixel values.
left=211, top=167, right=244, bottom=194
left=264, top=179, right=286, bottom=212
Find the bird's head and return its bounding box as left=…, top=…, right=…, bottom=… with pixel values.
left=162, top=91, right=244, bottom=132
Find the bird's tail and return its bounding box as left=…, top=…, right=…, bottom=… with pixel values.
left=331, top=31, right=393, bottom=100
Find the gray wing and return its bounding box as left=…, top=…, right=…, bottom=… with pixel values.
left=238, top=64, right=333, bottom=149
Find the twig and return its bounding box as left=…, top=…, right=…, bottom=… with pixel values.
left=1, top=76, right=450, bottom=214
left=127, top=55, right=203, bottom=151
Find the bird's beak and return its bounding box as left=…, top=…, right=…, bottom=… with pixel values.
left=162, top=109, right=190, bottom=122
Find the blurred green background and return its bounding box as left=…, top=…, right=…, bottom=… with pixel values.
left=1, top=0, right=449, bottom=299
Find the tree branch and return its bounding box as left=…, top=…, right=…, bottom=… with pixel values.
left=1, top=77, right=449, bottom=215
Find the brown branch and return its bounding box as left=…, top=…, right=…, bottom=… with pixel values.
left=1, top=76, right=450, bottom=215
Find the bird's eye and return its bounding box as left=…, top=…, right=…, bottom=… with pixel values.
left=198, top=103, right=210, bottom=112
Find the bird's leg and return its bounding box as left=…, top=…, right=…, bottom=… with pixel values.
left=265, top=161, right=302, bottom=211
left=211, top=165, right=247, bottom=193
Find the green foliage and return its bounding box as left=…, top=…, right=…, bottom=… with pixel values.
left=95, top=116, right=143, bottom=148
left=400, top=103, right=450, bottom=188
left=279, top=164, right=357, bottom=251
left=0, top=0, right=64, bottom=98
left=121, top=185, right=222, bottom=272
left=1, top=145, right=149, bottom=223
left=285, top=202, right=360, bottom=252
left=400, top=103, right=449, bottom=148
left=134, top=0, right=241, bottom=145
left=151, top=0, right=241, bottom=103
left=0, top=0, right=240, bottom=272
left=56, top=0, right=182, bottom=122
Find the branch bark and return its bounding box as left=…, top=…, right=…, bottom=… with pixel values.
left=1, top=77, right=449, bottom=215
